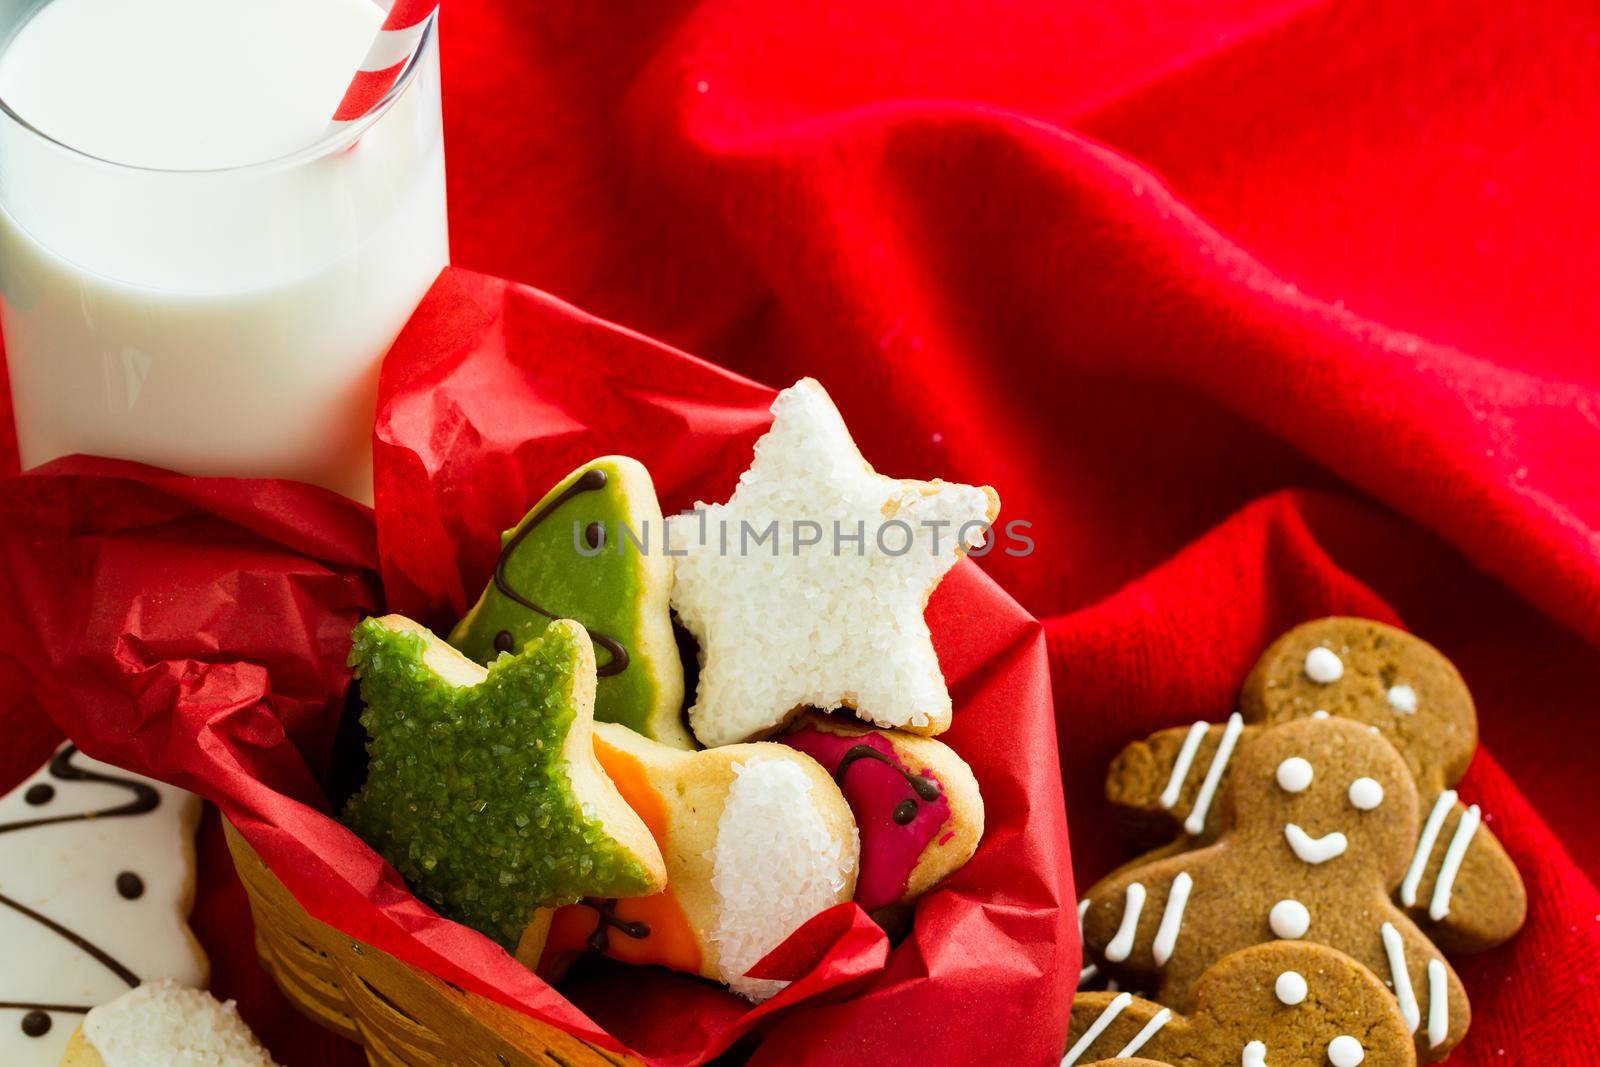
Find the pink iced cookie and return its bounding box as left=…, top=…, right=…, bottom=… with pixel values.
left=779, top=711, right=984, bottom=915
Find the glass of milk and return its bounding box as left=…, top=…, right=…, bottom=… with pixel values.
left=0, top=0, right=449, bottom=502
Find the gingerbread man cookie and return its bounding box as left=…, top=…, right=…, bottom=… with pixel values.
left=1083, top=717, right=1469, bottom=1061
left=1105, top=617, right=1524, bottom=952
left=1063, top=941, right=1416, bottom=1067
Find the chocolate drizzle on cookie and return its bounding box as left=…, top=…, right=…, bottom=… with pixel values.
left=834, top=744, right=942, bottom=825
left=491, top=467, right=630, bottom=677
left=0, top=890, right=140, bottom=988
left=580, top=897, right=651, bottom=952
left=1, top=745, right=160, bottom=838
left=0, top=746, right=156, bottom=1035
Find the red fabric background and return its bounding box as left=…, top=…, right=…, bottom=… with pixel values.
left=3, top=0, right=1599, bottom=1062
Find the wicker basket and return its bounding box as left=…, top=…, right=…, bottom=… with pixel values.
left=223, top=820, right=642, bottom=1067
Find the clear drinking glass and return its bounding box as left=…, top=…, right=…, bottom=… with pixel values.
left=0, top=0, right=449, bottom=502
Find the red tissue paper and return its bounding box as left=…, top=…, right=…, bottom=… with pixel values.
left=0, top=267, right=1074, bottom=1067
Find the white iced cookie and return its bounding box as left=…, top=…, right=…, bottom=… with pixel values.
left=0, top=745, right=206, bottom=1066
left=710, top=757, right=859, bottom=1000
left=531, top=723, right=860, bottom=1002
left=668, top=377, right=1000, bottom=746
left=61, top=981, right=278, bottom=1066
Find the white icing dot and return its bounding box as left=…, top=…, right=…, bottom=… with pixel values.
left=1348, top=777, right=1385, bottom=811
left=1311, top=710, right=1330, bottom=719
left=1304, top=647, right=1344, bottom=684
left=1327, top=1034, right=1365, bottom=1066
left=1270, top=898, right=1311, bottom=939
left=1276, top=757, right=1314, bottom=793
left=1387, top=684, right=1418, bottom=713
left=1275, top=970, right=1308, bottom=1005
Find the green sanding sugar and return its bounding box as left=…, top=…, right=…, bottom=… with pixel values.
left=341, top=617, right=657, bottom=948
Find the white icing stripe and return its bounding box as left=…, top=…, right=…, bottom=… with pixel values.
left=1077, top=899, right=1097, bottom=986
left=1380, top=922, right=1420, bottom=1033
left=1152, top=872, right=1192, bottom=967
left=1400, top=790, right=1457, bottom=907
left=1116, top=1007, right=1172, bottom=1058
left=1429, top=804, right=1481, bottom=921
left=1427, top=958, right=1449, bottom=1048
left=1061, top=992, right=1132, bottom=1067
left=1105, top=882, right=1146, bottom=962
left=1160, top=721, right=1210, bottom=809
left=1185, top=712, right=1243, bottom=835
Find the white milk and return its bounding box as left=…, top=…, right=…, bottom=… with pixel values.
left=0, top=0, right=449, bottom=500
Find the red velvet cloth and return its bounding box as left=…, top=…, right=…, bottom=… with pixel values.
left=3, top=0, right=1599, bottom=1062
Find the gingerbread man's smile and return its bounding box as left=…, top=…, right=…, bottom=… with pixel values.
left=1284, top=822, right=1349, bottom=864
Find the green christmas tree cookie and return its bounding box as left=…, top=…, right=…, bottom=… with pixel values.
left=342, top=614, right=667, bottom=949
left=449, top=457, right=692, bottom=749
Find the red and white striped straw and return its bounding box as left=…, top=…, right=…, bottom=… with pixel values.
left=330, top=0, right=438, bottom=125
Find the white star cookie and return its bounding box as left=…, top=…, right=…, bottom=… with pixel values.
left=62, top=981, right=280, bottom=1067
left=668, top=378, right=999, bottom=747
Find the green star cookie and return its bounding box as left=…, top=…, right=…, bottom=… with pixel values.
left=449, top=457, right=691, bottom=749
left=342, top=614, right=666, bottom=949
